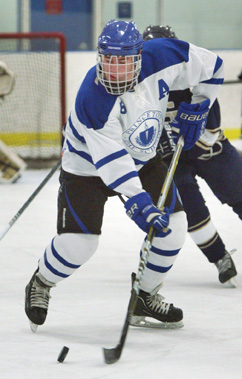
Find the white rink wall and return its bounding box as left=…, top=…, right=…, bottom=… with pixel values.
left=66, top=52, right=96, bottom=114
left=216, top=50, right=242, bottom=134
left=66, top=50, right=242, bottom=135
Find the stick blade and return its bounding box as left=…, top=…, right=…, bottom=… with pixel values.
left=103, top=344, right=122, bottom=364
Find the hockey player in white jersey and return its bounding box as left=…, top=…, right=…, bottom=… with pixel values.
left=25, top=20, right=224, bottom=331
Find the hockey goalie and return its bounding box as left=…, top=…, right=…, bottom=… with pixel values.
left=0, top=61, right=27, bottom=183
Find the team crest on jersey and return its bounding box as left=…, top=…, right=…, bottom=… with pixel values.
left=122, top=110, right=162, bottom=154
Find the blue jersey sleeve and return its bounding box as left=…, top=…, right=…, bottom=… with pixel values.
left=140, top=38, right=190, bottom=82
left=74, top=66, right=117, bottom=130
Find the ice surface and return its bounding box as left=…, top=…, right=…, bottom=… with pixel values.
left=0, top=145, right=242, bottom=378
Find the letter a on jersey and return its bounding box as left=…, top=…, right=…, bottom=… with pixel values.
left=158, top=79, right=169, bottom=100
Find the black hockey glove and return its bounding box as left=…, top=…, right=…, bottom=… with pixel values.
left=157, top=122, right=176, bottom=159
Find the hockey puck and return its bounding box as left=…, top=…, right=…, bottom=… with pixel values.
left=57, top=346, right=69, bottom=363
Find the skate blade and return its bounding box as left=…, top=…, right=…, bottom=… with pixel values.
left=29, top=320, right=38, bottom=333
left=130, top=315, right=184, bottom=329
left=223, top=277, right=237, bottom=288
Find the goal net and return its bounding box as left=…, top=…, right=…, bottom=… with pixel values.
left=0, top=32, right=66, bottom=164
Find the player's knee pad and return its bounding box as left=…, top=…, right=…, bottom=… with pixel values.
left=54, top=233, right=99, bottom=264
left=153, top=210, right=187, bottom=250
left=39, top=233, right=99, bottom=283
left=143, top=211, right=187, bottom=262
left=169, top=210, right=187, bottom=245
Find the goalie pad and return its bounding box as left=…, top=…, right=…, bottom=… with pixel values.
left=0, top=61, right=16, bottom=97
left=0, top=140, right=27, bottom=183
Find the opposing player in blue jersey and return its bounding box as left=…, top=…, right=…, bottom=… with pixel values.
left=143, top=25, right=240, bottom=286
left=25, top=20, right=224, bottom=331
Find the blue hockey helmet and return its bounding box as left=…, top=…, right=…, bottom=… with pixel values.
left=98, top=19, right=143, bottom=56
left=96, top=20, right=143, bottom=95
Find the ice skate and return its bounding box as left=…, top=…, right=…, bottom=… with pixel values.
left=215, top=250, right=237, bottom=288
left=130, top=273, right=183, bottom=329
left=25, top=269, right=55, bottom=332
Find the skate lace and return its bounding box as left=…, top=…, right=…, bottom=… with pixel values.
left=147, top=293, right=170, bottom=315
left=216, top=253, right=232, bottom=274
left=30, top=280, right=50, bottom=309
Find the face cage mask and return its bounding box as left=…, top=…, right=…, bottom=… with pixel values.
left=96, top=53, right=142, bottom=95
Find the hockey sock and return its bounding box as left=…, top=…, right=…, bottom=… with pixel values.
left=38, top=233, right=99, bottom=283
left=139, top=211, right=187, bottom=292
left=178, top=182, right=226, bottom=263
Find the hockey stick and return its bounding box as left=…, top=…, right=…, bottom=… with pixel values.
left=0, top=158, right=61, bottom=241
left=103, top=135, right=184, bottom=364
left=223, top=79, right=242, bottom=85
left=223, top=72, right=242, bottom=85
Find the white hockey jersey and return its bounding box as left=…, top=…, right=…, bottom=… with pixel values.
left=62, top=38, right=224, bottom=198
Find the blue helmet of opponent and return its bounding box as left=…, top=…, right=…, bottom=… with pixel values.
left=97, top=20, right=143, bottom=95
